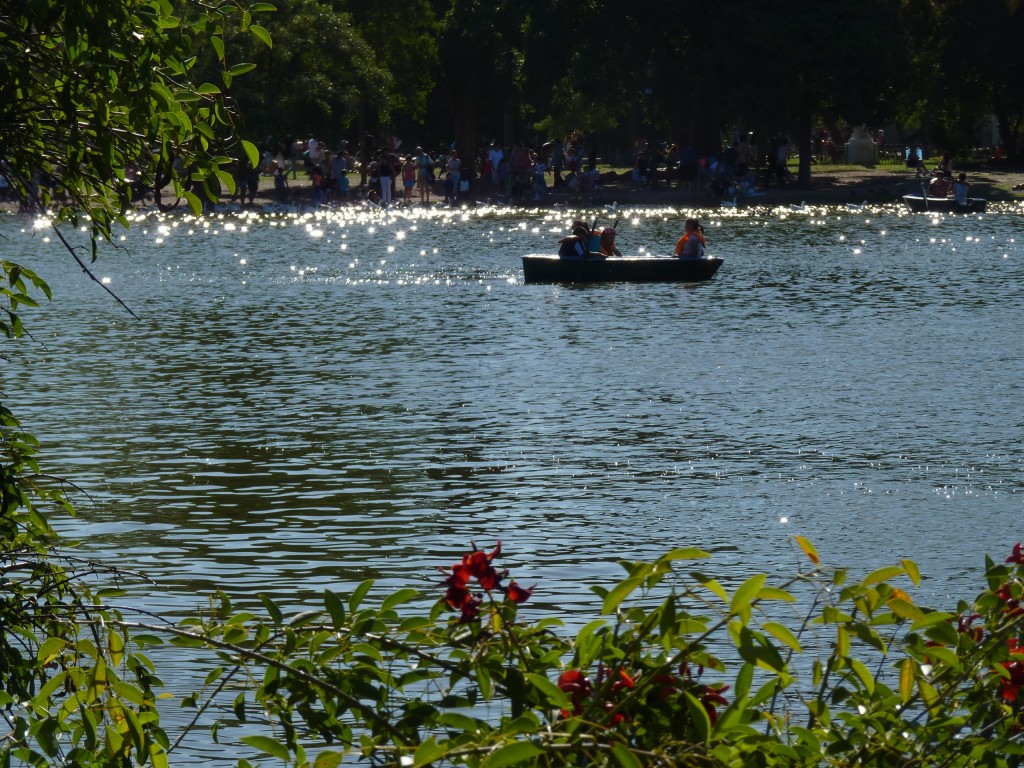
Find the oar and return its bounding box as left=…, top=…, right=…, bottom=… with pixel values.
left=921, top=180, right=929, bottom=212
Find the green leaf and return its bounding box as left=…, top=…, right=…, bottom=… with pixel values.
left=849, top=658, right=875, bottom=693
left=734, top=662, right=754, bottom=703
left=289, top=610, right=322, bottom=627
left=37, top=637, right=67, bottom=665
left=921, top=645, right=961, bottom=670
left=696, top=576, right=729, bottom=603
left=918, top=679, right=940, bottom=715
left=413, top=737, right=446, bottom=767
left=350, top=579, right=374, bottom=612
left=382, top=588, right=419, bottom=611
left=324, top=589, right=346, bottom=628
left=899, top=657, right=915, bottom=703
left=910, top=610, right=956, bottom=631
left=312, top=750, right=343, bottom=768
left=836, top=626, right=850, bottom=658
left=862, top=565, right=905, bottom=587
left=731, top=574, right=767, bottom=615
left=486, top=740, right=543, bottom=768
left=682, top=690, right=711, bottom=744
left=888, top=597, right=924, bottom=622
left=183, top=190, right=202, bottom=217
left=204, top=666, right=225, bottom=687
left=259, top=594, right=283, bottom=625
left=228, top=62, right=257, bottom=76
left=525, top=673, right=570, bottom=710
left=762, top=621, right=803, bottom=652
left=795, top=535, right=820, bottom=564
left=601, top=576, right=643, bottom=615
left=240, top=735, right=290, bottom=761
left=249, top=24, right=272, bottom=48
left=610, top=743, right=643, bottom=768
left=437, top=712, right=482, bottom=733
left=241, top=139, right=260, bottom=172
left=902, top=558, right=921, bottom=586
left=659, top=547, right=710, bottom=562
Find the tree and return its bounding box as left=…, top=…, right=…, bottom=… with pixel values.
left=222, top=0, right=394, bottom=146
left=915, top=0, right=1024, bottom=158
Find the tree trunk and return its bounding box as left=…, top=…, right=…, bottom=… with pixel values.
left=453, top=92, right=478, bottom=181
left=797, top=94, right=813, bottom=187
left=993, top=95, right=1020, bottom=160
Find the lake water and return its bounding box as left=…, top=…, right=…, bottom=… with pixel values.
left=3, top=199, right=1023, bottom=760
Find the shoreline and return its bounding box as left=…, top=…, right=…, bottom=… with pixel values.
left=3, top=166, right=1022, bottom=215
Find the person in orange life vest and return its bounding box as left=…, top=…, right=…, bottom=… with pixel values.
left=928, top=172, right=951, bottom=197
left=597, top=226, right=622, bottom=258
left=674, top=218, right=707, bottom=258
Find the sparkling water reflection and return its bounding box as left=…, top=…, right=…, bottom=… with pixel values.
left=3, top=201, right=1023, bottom=760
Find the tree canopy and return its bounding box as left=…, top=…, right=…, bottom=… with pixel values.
left=205, top=0, right=1021, bottom=167
left=0, top=0, right=271, bottom=236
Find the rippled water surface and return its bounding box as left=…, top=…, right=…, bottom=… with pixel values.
left=4, top=200, right=1023, bottom=759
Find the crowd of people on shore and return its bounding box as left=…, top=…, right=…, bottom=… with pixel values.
left=248, top=131, right=613, bottom=209
left=0, top=126, right=993, bottom=214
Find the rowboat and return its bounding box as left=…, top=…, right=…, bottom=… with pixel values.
left=901, top=195, right=987, bottom=213
left=521, top=255, right=723, bottom=284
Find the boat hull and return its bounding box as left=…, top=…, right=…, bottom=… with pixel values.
left=522, top=255, right=723, bottom=284
left=902, top=195, right=987, bottom=213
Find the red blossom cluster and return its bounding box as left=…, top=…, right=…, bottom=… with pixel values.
left=995, top=543, right=1024, bottom=702
left=439, top=541, right=533, bottom=623
left=957, top=613, right=983, bottom=643
left=556, top=670, right=593, bottom=717
left=554, top=664, right=729, bottom=726
left=1001, top=638, right=1024, bottom=702
left=1007, top=543, right=1024, bottom=565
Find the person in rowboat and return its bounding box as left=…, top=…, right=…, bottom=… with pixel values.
left=952, top=172, right=971, bottom=205
left=558, top=220, right=590, bottom=259
left=597, top=226, right=622, bottom=258
left=674, top=218, right=707, bottom=258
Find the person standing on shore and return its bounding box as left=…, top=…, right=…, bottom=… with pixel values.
left=416, top=147, right=433, bottom=204
left=446, top=150, right=461, bottom=202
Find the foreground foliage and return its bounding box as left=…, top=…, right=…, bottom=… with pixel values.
left=4, top=405, right=1024, bottom=766
left=0, top=0, right=271, bottom=240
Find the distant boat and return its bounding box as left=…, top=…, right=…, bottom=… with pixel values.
left=522, top=255, right=723, bottom=284
left=902, top=195, right=987, bottom=213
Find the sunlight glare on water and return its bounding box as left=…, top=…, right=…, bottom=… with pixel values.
left=3, top=202, right=1023, bottom=757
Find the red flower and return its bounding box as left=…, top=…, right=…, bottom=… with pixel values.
left=461, top=542, right=505, bottom=592
left=445, top=583, right=472, bottom=609
left=1008, top=542, right=1024, bottom=565
left=999, top=640, right=1024, bottom=702
left=652, top=673, right=679, bottom=700
left=458, top=594, right=483, bottom=624
left=957, top=613, right=983, bottom=642
left=557, top=670, right=593, bottom=716
left=610, top=669, right=636, bottom=692
left=506, top=581, right=533, bottom=604
left=699, top=685, right=729, bottom=725
left=996, top=583, right=1023, bottom=616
